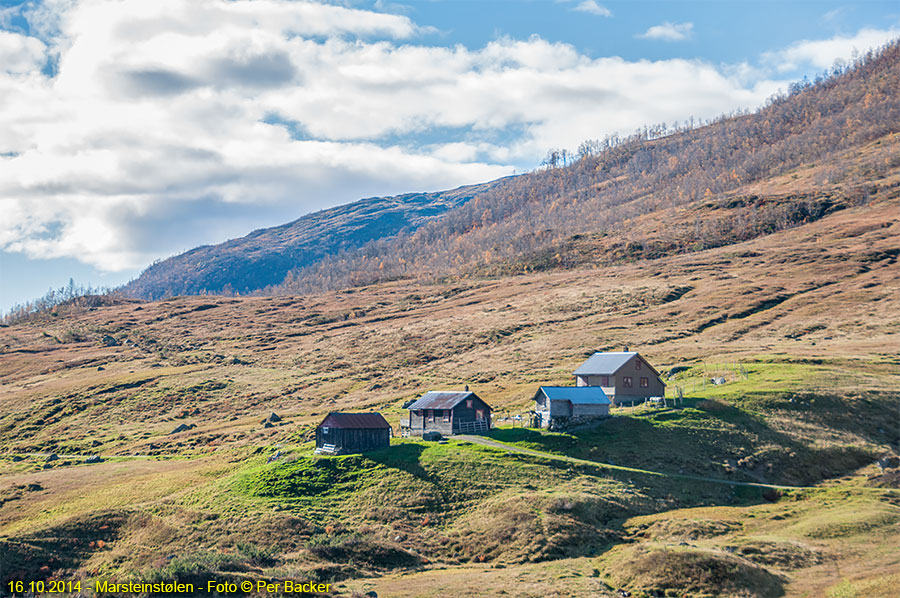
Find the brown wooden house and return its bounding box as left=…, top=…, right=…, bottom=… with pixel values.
left=405, top=391, right=492, bottom=436
left=315, top=412, right=391, bottom=455
left=573, top=351, right=665, bottom=405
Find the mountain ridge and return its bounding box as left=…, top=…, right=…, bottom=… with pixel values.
left=122, top=178, right=509, bottom=298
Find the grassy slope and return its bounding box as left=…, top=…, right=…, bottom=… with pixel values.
left=0, top=150, right=899, bottom=596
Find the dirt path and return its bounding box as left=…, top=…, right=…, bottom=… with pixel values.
left=457, top=435, right=845, bottom=492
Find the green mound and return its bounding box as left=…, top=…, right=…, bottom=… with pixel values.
left=727, top=540, right=823, bottom=570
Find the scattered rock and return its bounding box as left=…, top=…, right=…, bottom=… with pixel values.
left=263, top=422, right=274, bottom=429
left=84, top=455, right=103, bottom=464
left=100, top=334, right=119, bottom=347
left=91, top=440, right=102, bottom=447
left=26, top=483, right=42, bottom=491
left=169, top=423, right=196, bottom=434
left=97, top=366, right=105, bottom=371
left=45, top=454, right=58, bottom=462
left=259, top=412, right=282, bottom=425
left=878, top=456, right=900, bottom=469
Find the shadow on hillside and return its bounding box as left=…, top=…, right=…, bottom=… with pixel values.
left=490, top=404, right=875, bottom=488
left=485, top=428, right=546, bottom=444
left=366, top=443, right=432, bottom=483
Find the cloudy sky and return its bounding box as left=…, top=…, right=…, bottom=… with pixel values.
left=1, top=0, right=898, bottom=311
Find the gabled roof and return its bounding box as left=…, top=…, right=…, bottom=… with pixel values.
left=573, top=351, right=636, bottom=375
left=535, top=386, right=610, bottom=405
left=407, top=391, right=490, bottom=410
left=318, top=412, right=391, bottom=429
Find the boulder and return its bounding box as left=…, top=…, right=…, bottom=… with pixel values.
left=267, top=412, right=282, bottom=422
left=170, top=423, right=194, bottom=434
left=100, top=334, right=119, bottom=347
left=45, top=454, right=58, bottom=462
left=11, top=455, right=23, bottom=462
left=85, top=455, right=103, bottom=464
left=422, top=431, right=442, bottom=442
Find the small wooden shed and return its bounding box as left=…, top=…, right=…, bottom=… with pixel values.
left=315, top=412, right=391, bottom=455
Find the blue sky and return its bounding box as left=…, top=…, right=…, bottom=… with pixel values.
left=1, top=0, right=898, bottom=312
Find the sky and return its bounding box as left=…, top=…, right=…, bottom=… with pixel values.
left=1, top=0, right=898, bottom=312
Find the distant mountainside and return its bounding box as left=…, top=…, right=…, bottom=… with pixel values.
left=268, top=39, right=900, bottom=294
left=122, top=180, right=505, bottom=298
left=124, top=40, right=900, bottom=299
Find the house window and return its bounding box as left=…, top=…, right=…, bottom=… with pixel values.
left=321, top=427, right=330, bottom=434
left=443, top=410, right=450, bottom=422
left=466, top=399, right=473, bottom=408
left=476, top=409, right=485, bottom=420
left=635, top=359, right=642, bottom=370
left=640, top=377, right=649, bottom=388
left=624, top=376, right=633, bottom=388
left=427, top=410, right=435, bottom=422
left=601, top=375, right=610, bottom=386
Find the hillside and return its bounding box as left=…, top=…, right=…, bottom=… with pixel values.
left=1, top=174, right=898, bottom=595
left=121, top=180, right=506, bottom=299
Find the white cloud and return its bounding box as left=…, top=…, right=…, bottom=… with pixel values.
left=638, top=22, right=694, bottom=42
left=573, top=1, right=612, bottom=17
left=0, top=30, right=47, bottom=73
left=761, top=27, right=900, bottom=73
left=0, top=1, right=894, bottom=273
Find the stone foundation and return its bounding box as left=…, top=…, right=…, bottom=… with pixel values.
left=547, top=415, right=609, bottom=432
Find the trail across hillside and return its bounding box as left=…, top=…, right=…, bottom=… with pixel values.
left=457, top=435, right=851, bottom=492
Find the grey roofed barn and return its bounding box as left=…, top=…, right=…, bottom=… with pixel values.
left=574, top=351, right=660, bottom=376
left=407, top=390, right=477, bottom=410
left=405, top=390, right=492, bottom=436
